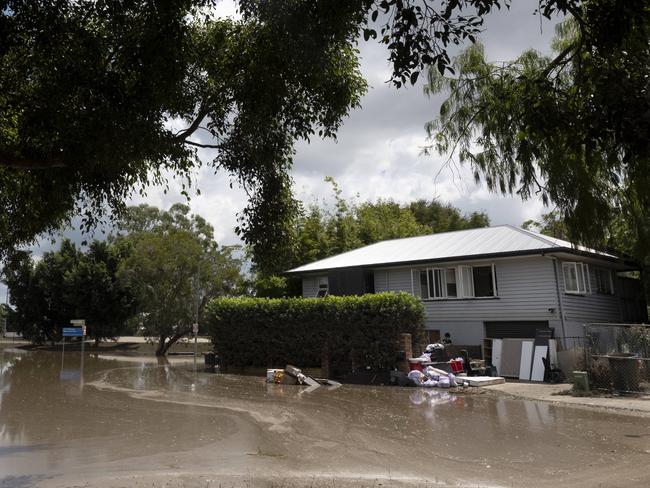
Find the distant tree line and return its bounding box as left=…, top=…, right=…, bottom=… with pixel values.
left=255, top=178, right=490, bottom=296
left=2, top=204, right=246, bottom=355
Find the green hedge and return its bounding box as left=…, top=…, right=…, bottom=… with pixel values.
left=205, top=293, right=424, bottom=375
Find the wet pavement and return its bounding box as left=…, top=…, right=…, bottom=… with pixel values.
left=1, top=347, right=649, bottom=487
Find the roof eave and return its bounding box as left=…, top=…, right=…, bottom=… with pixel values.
left=286, top=247, right=638, bottom=275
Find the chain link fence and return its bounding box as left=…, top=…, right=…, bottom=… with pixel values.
left=584, top=323, right=650, bottom=394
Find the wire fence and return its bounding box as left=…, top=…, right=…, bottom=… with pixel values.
left=584, top=323, right=650, bottom=394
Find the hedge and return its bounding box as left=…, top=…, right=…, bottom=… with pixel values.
left=205, top=292, right=424, bottom=375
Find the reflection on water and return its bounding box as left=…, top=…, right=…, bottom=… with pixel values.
left=1, top=347, right=649, bottom=487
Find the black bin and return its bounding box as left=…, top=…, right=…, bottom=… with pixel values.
left=607, top=354, right=640, bottom=392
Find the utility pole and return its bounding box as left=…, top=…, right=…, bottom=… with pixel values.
left=2, top=285, right=8, bottom=338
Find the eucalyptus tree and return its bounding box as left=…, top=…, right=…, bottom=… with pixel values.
left=0, top=0, right=519, bottom=270
left=115, top=204, right=244, bottom=355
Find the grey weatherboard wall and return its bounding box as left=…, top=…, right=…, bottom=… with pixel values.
left=373, top=256, right=562, bottom=344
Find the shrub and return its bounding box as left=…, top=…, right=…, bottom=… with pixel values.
left=205, top=292, right=424, bottom=375
left=254, top=275, right=288, bottom=298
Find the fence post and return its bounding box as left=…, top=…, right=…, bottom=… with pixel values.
left=321, top=339, right=330, bottom=379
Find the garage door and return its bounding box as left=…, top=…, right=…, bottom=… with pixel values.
left=484, top=321, right=550, bottom=339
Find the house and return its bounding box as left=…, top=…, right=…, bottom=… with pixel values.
left=287, top=225, right=647, bottom=347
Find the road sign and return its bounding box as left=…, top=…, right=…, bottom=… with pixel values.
left=70, top=319, right=85, bottom=326
left=60, top=369, right=81, bottom=381
left=62, top=327, right=83, bottom=337
left=192, top=323, right=199, bottom=335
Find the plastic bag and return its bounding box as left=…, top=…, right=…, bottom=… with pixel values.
left=408, top=369, right=426, bottom=386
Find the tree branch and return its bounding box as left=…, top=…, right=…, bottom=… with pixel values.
left=540, top=42, right=578, bottom=79
left=174, top=104, right=209, bottom=142
left=184, top=140, right=221, bottom=149
left=0, top=155, right=66, bottom=169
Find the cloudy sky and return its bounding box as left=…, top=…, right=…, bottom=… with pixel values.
left=127, top=0, right=561, bottom=247
left=0, top=1, right=563, bottom=300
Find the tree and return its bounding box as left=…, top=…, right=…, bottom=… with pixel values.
left=424, top=1, right=650, bottom=264
left=1, top=240, right=135, bottom=344
left=255, top=178, right=490, bottom=276
left=522, top=211, right=570, bottom=241
left=115, top=204, right=244, bottom=355
left=408, top=199, right=490, bottom=233
left=2, top=242, right=78, bottom=344
left=0, top=0, right=532, bottom=268
left=68, top=241, right=137, bottom=345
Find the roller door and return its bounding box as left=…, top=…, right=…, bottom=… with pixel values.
left=484, top=321, right=550, bottom=339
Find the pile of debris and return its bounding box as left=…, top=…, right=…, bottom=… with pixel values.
left=266, top=364, right=341, bottom=389
left=396, top=342, right=505, bottom=388
left=407, top=365, right=464, bottom=388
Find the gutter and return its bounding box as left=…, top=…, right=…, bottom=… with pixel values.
left=548, top=255, right=568, bottom=345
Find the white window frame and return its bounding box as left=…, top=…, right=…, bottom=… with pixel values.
left=316, top=276, right=329, bottom=297
left=594, top=267, right=614, bottom=295
left=418, top=264, right=497, bottom=300
left=562, top=262, right=590, bottom=295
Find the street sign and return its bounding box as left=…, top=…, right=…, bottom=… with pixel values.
left=62, top=327, right=83, bottom=337
left=60, top=369, right=81, bottom=381
left=192, top=323, right=199, bottom=335
left=70, top=319, right=85, bottom=326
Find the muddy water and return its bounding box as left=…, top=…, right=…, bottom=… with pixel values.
left=1, top=348, right=649, bottom=488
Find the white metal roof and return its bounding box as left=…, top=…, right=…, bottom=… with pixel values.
left=287, top=225, right=619, bottom=274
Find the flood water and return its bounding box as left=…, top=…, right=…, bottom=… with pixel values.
left=1, top=347, right=649, bottom=487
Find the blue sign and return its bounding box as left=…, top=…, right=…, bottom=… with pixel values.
left=62, top=327, right=83, bottom=337
left=60, top=369, right=81, bottom=381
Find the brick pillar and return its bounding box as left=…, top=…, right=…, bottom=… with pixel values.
left=397, top=333, right=412, bottom=373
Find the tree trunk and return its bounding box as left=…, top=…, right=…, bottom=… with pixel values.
left=155, top=336, right=168, bottom=356
left=155, top=332, right=185, bottom=356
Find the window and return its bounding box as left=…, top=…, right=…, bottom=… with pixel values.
left=562, top=262, right=590, bottom=294
left=595, top=268, right=614, bottom=295
left=420, top=268, right=452, bottom=299
left=473, top=266, right=495, bottom=297
left=419, top=264, right=496, bottom=299
left=445, top=268, right=457, bottom=297
left=316, top=277, right=329, bottom=298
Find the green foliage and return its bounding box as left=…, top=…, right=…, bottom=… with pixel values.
left=424, top=2, right=650, bottom=264
left=254, top=275, right=288, bottom=299
left=522, top=211, right=570, bottom=241
left=1, top=203, right=247, bottom=349
left=257, top=178, right=490, bottom=274
left=408, top=199, right=490, bottom=233
left=205, top=292, right=424, bottom=375
left=0, top=0, right=367, bottom=262
left=1, top=240, right=135, bottom=344
left=115, top=204, right=246, bottom=355
left=1, top=0, right=551, bottom=268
